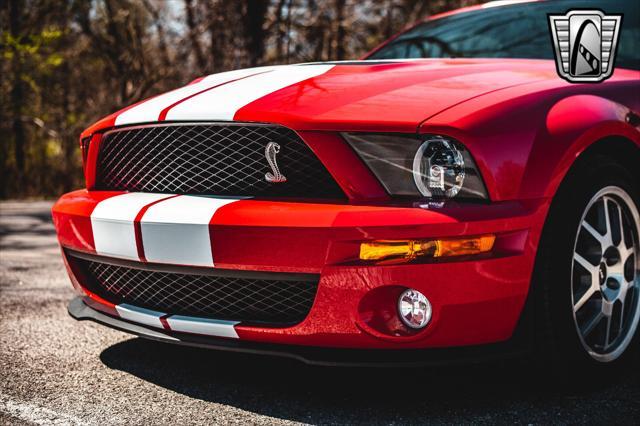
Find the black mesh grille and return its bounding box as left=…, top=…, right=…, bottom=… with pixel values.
left=96, top=123, right=344, bottom=198
left=76, top=257, right=319, bottom=325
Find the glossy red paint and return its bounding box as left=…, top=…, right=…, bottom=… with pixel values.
left=53, top=185, right=547, bottom=348
left=78, top=60, right=638, bottom=203
left=79, top=94, right=162, bottom=140
left=83, top=133, right=102, bottom=189
left=233, top=60, right=555, bottom=133
left=52, top=190, right=116, bottom=252
left=296, top=131, right=388, bottom=201
left=54, top=3, right=639, bottom=353
left=420, top=68, right=640, bottom=201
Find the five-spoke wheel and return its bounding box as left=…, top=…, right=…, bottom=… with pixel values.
left=572, top=186, right=640, bottom=362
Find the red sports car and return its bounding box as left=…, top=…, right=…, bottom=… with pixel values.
left=54, top=0, right=639, bottom=367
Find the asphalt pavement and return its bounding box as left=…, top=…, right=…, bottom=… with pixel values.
left=1, top=200, right=639, bottom=425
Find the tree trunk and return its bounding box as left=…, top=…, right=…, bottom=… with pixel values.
left=335, top=0, right=346, bottom=60
left=62, top=62, right=75, bottom=193
left=9, top=0, right=26, bottom=182
left=184, top=0, right=207, bottom=73
left=104, top=0, right=130, bottom=104
left=143, top=0, right=172, bottom=70
left=207, top=1, right=224, bottom=73
left=285, top=0, right=293, bottom=63
left=385, top=0, right=395, bottom=40
left=274, top=0, right=286, bottom=63
left=243, top=0, right=269, bottom=67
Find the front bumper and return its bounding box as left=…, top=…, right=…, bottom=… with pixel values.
left=54, top=189, right=550, bottom=351
left=68, top=297, right=529, bottom=366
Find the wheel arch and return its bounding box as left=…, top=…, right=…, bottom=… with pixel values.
left=517, top=133, right=639, bottom=362
left=556, top=136, right=640, bottom=196
left=522, top=93, right=640, bottom=201
left=578, top=136, right=638, bottom=176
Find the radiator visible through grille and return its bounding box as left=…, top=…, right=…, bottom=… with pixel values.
left=72, top=255, right=319, bottom=326
left=95, top=123, right=345, bottom=199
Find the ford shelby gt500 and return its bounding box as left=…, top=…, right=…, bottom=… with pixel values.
left=54, top=0, right=639, bottom=367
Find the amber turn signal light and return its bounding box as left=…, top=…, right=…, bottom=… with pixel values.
left=359, top=234, right=495, bottom=263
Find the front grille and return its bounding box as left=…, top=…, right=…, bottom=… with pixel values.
left=73, top=255, right=319, bottom=326
left=96, top=123, right=344, bottom=199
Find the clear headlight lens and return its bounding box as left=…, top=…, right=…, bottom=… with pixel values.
left=413, top=137, right=465, bottom=198
left=342, top=133, right=488, bottom=200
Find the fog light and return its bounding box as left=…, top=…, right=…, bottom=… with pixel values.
left=398, top=289, right=432, bottom=329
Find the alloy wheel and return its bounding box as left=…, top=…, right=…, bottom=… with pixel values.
left=571, top=186, right=640, bottom=362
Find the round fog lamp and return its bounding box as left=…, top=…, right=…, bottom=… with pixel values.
left=398, top=289, right=432, bottom=329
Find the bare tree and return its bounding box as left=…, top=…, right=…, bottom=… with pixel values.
left=9, top=0, right=26, bottom=181
left=143, top=0, right=172, bottom=70
left=184, top=0, right=207, bottom=73
left=335, top=0, right=346, bottom=60
left=207, top=0, right=226, bottom=73
left=243, top=0, right=269, bottom=67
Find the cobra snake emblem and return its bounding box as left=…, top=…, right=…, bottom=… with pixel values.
left=264, top=142, right=287, bottom=183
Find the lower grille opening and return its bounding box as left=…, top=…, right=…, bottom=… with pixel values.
left=69, top=252, right=319, bottom=326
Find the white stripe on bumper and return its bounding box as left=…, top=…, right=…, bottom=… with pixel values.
left=165, top=64, right=334, bottom=121
left=115, top=303, right=166, bottom=328
left=113, top=303, right=240, bottom=339
left=90, top=193, right=170, bottom=260
left=166, top=315, right=239, bottom=339
left=140, top=195, right=239, bottom=267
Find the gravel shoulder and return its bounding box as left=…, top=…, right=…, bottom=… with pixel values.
left=1, top=200, right=639, bottom=425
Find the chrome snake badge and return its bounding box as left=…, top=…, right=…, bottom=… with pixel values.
left=264, top=142, right=287, bottom=183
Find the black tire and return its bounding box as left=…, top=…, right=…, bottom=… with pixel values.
left=532, top=153, right=640, bottom=374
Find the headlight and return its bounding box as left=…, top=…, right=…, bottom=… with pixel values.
left=342, top=133, right=488, bottom=200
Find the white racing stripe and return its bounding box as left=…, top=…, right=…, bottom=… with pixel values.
left=140, top=195, right=240, bottom=267
left=116, top=303, right=166, bottom=328
left=167, top=315, right=240, bottom=339
left=114, top=66, right=281, bottom=126
left=165, top=64, right=335, bottom=121
left=91, top=193, right=170, bottom=260
left=110, top=303, right=240, bottom=339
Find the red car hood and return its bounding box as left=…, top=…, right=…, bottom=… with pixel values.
left=84, top=59, right=560, bottom=136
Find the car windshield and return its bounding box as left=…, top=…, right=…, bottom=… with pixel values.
left=366, top=0, right=639, bottom=70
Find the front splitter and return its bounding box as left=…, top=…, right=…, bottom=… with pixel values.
left=68, top=297, right=529, bottom=367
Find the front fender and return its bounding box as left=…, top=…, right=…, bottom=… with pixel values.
left=526, top=94, right=639, bottom=199
left=420, top=83, right=639, bottom=202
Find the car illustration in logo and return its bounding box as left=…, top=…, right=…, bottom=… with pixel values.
left=549, top=10, right=622, bottom=82
left=53, top=0, right=639, bottom=368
